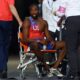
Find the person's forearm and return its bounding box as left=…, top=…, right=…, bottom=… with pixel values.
left=57, top=15, right=66, bottom=27
left=9, top=4, right=22, bottom=26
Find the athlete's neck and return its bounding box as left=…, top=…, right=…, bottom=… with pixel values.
left=31, top=15, right=39, bottom=20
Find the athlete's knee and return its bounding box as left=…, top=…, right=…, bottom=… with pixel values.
left=30, top=42, right=39, bottom=50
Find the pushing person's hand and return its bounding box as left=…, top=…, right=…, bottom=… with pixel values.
left=19, top=20, right=23, bottom=27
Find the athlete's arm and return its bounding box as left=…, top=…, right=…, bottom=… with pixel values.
left=44, top=21, right=55, bottom=46
left=22, top=18, right=35, bottom=44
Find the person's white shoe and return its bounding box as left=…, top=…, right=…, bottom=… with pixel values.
left=47, top=72, right=53, bottom=77
left=50, top=68, right=63, bottom=77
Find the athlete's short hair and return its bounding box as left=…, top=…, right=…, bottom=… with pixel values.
left=29, top=3, right=39, bottom=11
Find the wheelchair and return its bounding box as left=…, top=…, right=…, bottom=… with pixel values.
left=17, top=27, right=60, bottom=80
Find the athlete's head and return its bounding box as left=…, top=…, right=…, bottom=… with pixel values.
left=29, top=4, right=39, bottom=19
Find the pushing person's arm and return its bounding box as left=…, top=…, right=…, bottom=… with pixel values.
left=9, top=4, right=22, bottom=26
left=57, top=15, right=66, bottom=27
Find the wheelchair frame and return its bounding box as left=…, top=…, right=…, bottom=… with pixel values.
left=17, top=27, right=57, bottom=79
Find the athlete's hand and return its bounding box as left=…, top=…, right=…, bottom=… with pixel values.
left=50, top=41, right=55, bottom=48
left=40, top=39, right=47, bottom=45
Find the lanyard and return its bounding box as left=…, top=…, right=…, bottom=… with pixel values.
left=29, top=16, right=37, bottom=27
left=29, top=17, right=39, bottom=30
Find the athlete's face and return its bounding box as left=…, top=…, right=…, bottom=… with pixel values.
left=30, top=6, right=39, bottom=19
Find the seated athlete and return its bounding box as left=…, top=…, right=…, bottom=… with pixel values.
left=21, top=4, right=66, bottom=77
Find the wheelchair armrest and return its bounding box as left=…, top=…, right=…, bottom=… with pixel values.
left=31, top=50, right=56, bottom=54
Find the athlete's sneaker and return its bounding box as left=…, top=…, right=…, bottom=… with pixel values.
left=50, top=68, right=63, bottom=77
left=47, top=72, right=53, bottom=77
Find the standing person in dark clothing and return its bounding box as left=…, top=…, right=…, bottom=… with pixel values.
left=54, top=0, right=80, bottom=79
left=0, top=0, right=22, bottom=79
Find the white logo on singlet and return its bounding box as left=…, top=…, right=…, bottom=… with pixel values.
left=32, top=25, right=39, bottom=31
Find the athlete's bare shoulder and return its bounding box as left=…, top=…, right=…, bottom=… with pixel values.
left=43, top=20, right=48, bottom=25
left=42, top=19, right=48, bottom=28
left=38, top=17, right=48, bottom=25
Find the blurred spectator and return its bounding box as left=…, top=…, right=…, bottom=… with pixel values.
left=38, top=0, right=43, bottom=17
left=42, top=0, right=60, bottom=40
